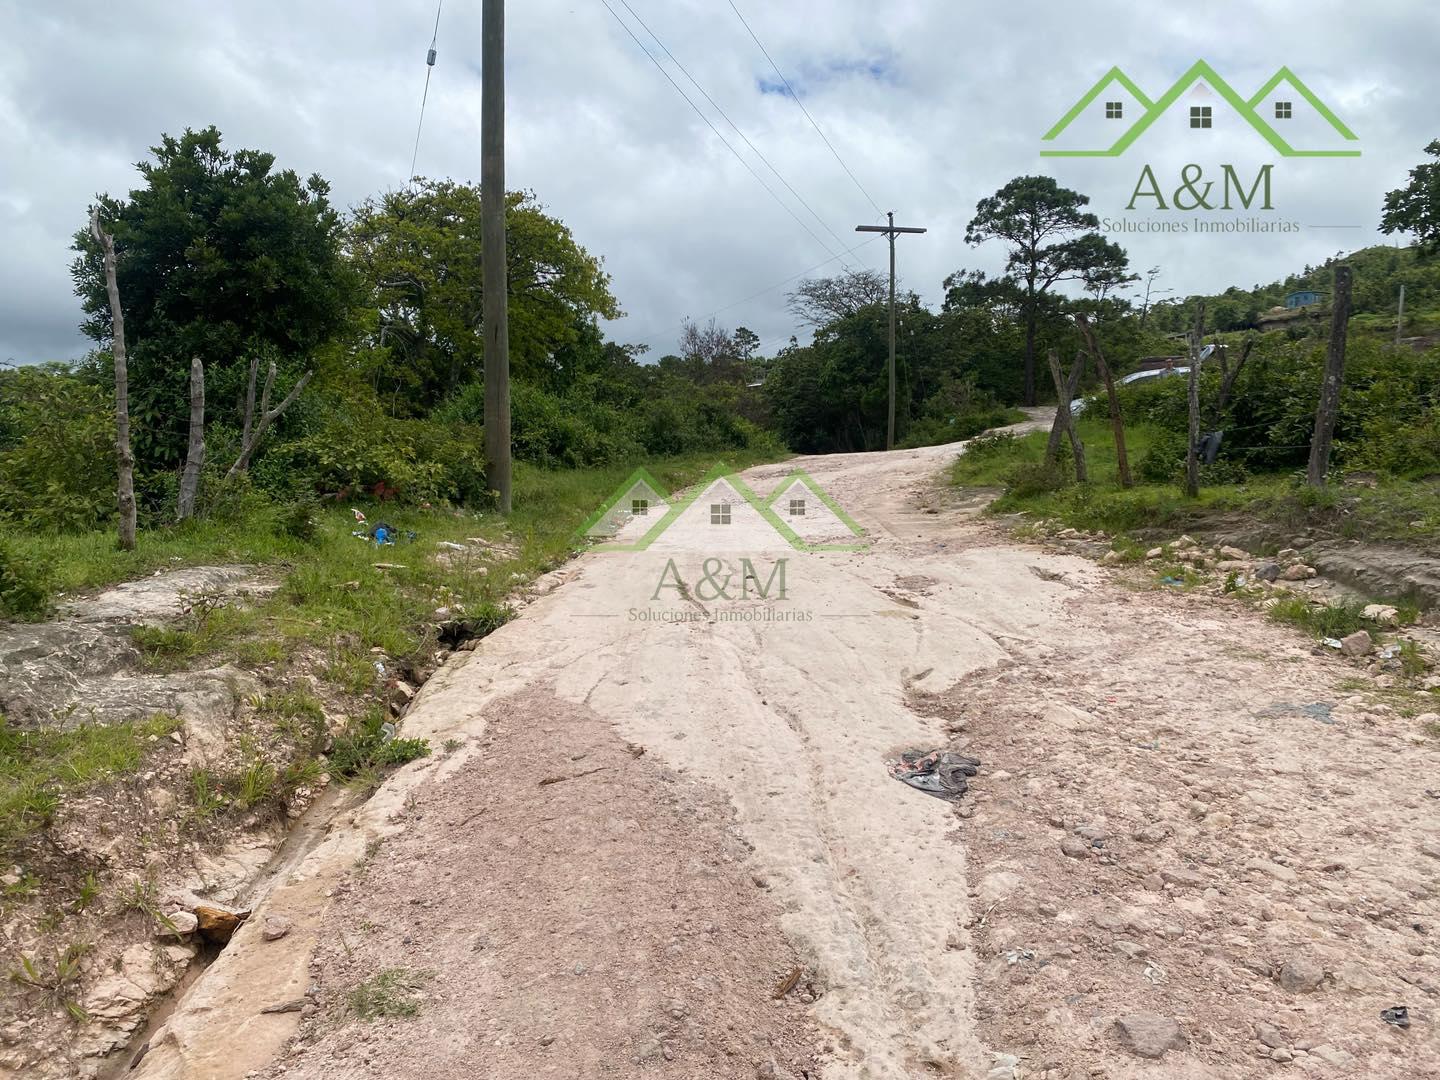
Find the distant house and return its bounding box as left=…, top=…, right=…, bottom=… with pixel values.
left=1285, top=290, right=1321, bottom=309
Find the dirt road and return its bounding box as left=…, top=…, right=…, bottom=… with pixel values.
left=136, top=418, right=1438, bottom=1080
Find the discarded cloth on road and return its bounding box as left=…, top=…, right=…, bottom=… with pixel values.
left=888, top=748, right=980, bottom=800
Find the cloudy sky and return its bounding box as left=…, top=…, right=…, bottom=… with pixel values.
left=1, top=0, right=1436, bottom=364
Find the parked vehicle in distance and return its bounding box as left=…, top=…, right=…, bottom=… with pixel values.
left=1070, top=346, right=1212, bottom=414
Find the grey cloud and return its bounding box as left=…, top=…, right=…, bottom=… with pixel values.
left=1, top=0, right=1437, bottom=365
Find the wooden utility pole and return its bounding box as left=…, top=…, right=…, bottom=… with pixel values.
left=856, top=212, right=926, bottom=450
left=89, top=209, right=136, bottom=551
left=1075, top=314, right=1132, bottom=488
left=482, top=0, right=512, bottom=512
left=1306, top=265, right=1353, bottom=488
left=1184, top=304, right=1206, bottom=498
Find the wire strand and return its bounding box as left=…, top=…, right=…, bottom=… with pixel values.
left=613, top=0, right=855, bottom=268
left=703, top=234, right=882, bottom=321
left=725, top=0, right=883, bottom=218
left=597, top=0, right=844, bottom=263
left=408, top=0, right=445, bottom=184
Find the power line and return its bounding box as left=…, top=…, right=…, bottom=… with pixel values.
left=725, top=0, right=883, bottom=219
left=597, top=0, right=844, bottom=263
left=704, top=234, right=882, bottom=321
left=408, top=0, right=445, bottom=183
left=612, top=0, right=855, bottom=267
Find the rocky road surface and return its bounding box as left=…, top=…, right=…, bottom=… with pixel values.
left=133, top=415, right=1439, bottom=1080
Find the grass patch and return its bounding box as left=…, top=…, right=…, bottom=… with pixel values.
left=252, top=690, right=327, bottom=741
left=328, top=705, right=431, bottom=789
left=8, top=941, right=91, bottom=1022
left=348, top=967, right=431, bottom=1019
left=0, top=714, right=180, bottom=851
left=1266, top=597, right=1371, bottom=640
left=952, top=418, right=1440, bottom=545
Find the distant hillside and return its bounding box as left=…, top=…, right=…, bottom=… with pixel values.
left=1149, top=245, right=1440, bottom=336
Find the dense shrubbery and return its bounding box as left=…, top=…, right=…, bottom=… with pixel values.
left=0, top=539, right=53, bottom=620
left=898, top=376, right=1024, bottom=449
left=1109, top=335, right=1440, bottom=479
left=0, top=367, right=116, bottom=531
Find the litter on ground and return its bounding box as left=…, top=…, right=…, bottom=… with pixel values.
left=888, top=748, right=980, bottom=800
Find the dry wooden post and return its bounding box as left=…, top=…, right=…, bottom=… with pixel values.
left=1046, top=349, right=1087, bottom=482
left=1045, top=346, right=1089, bottom=461
left=225, top=360, right=312, bottom=481
left=1215, top=337, right=1253, bottom=416
left=1184, top=303, right=1205, bottom=498
left=177, top=357, right=206, bottom=520
left=1075, top=314, right=1131, bottom=488
left=1307, top=265, right=1354, bottom=487
left=239, top=354, right=259, bottom=452
left=89, top=209, right=136, bottom=551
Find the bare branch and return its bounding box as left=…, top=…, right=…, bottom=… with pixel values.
left=240, top=354, right=259, bottom=450
left=224, top=369, right=313, bottom=481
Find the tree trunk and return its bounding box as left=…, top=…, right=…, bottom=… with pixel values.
left=1185, top=304, right=1205, bottom=498
left=1215, top=337, right=1253, bottom=417
left=1075, top=315, right=1131, bottom=488
left=239, top=354, right=259, bottom=451
left=1307, top=265, right=1354, bottom=487
left=1022, top=310, right=1038, bottom=407
left=178, top=357, right=206, bottom=520
left=90, top=210, right=136, bottom=551
left=1046, top=349, right=1087, bottom=483
left=1045, top=347, right=1088, bottom=461
left=225, top=361, right=313, bottom=482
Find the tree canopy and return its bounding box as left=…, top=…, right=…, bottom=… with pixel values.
left=348, top=180, right=620, bottom=409
left=70, top=126, right=354, bottom=466
left=1381, top=139, right=1440, bottom=254
left=965, top=175, right=1129, bottom=404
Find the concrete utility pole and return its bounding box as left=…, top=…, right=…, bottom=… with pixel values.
left=856, top=212, right=926, bottom=451
left=1396, top=284, right=1406, bottom=347
left=482, top=0, right=512, bottom=512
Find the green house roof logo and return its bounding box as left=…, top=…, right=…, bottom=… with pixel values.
left=578, top=465, right=867, bottom=553
left=1041, top=60, right=1359, bottom=158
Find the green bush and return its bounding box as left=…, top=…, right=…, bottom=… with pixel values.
left=1136, top=428, right=1189, bottom=484
left=1003, top=460, right=1069, bottom=498
left=0, top=540, right=54, bottom=621
left=329, top=706, right=431, bottom=783
left=0, top=366, right=115, bottom=532
left=1111, top=337, right=1440, bottom=480
left=275, top=396, right=488, bottom=505
left=276, top=495, right=321, bottom=542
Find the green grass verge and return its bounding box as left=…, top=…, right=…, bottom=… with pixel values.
left=0, top=714, right=181, bottom=853
left=952, top=418, right=1440, bottom=545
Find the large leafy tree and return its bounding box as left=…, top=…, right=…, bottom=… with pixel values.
left=786, top=269, right=891, bottom=327
left=1381, top=139, right=1440, bottom=253
left=965, top=176, right=1129, bottom=405
left=70, top=126, right=352, bottom=467
left=348, top=180, right=620, bottom=409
